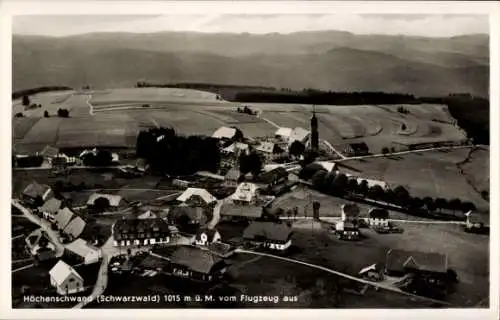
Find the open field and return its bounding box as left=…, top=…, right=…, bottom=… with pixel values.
left=13, top=88, right=466, bottom=155
left=337, top=148, right=489, bottom=211
left=459, top=146, right=489, bottom=195
left=290, top=222, right=489, bottom=307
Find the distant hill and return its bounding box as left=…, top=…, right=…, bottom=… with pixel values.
left=12, top=31, right=489, bottom=97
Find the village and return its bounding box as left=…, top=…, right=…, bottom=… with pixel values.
left=11, top=105, right=489, bottom=309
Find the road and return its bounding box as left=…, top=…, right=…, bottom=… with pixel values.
left=235, top=248, right=451, bottom=306
left=86, top=94, right=94, bottom=116
left=279, top=216, right=466, bottom=225
left=12, top=199, right=65, bottom=258
left=207, top=195, right=233, bottom=229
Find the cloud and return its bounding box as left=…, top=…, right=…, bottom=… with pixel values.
left=12, top=14, right=489, bottom=37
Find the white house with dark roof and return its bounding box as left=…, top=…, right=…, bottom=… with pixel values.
left=65, top=238, right=101, bottom=265
left=222, top=142, right=249, bottom=156
left=49, top=260, right=85, bottom=295
left=243, top=221, right=293, bottom=251
left=22, top=182, right=53, bottom=205
left=176, top=188, right=216, bottom=206
left=231, top=182, right=259, bottom=205
left=195, top=229, right=222, bottom=246
left=255, top=141, right=285, bottom=160
left=368, top=208, right=390, bottom=227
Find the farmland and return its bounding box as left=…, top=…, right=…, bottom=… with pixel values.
left=12, top=88, right=467, bottom=156
left=337, top=147, right=489, bottom=211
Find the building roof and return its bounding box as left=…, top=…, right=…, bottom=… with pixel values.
left=316, top=161, right=336, bottom=173
left=49, top=260, right=82, bottom=286
left=231, top=182, right=259, bottom=202
left=195, top=229, right=220, bottom=243
left=206, top=242, right=235, bottom=257
left=87, top=193, right=122, bottom=207
left=54, top=207, right=75, bottom=230
left=41, top=145, right=59, bottom=158
left=224, top=167, right=241, bottom=182
left=212, top=126, right=237, bottom=139
left=63, top=216, right=86, bottom=238
left=220, top=203, right=263, bottom=218
left=342, top=203, right=360, bottom=217
left=138, top=210, right=158, bottom=219
left=22, top=182, right=51, bottom=199
left=275, top=127, right=293, bottom=138
left=255, top=141, right=283, bottom=154
left=169, top=205, right=207, bottom=224
left=170, top=246, right=224, bottom=274
left=369, top=208, right=389, bottom=219
left=243, top=221, right=293, bottom=242
left=176, top=188, right=216, bottom=205
left=222, top=142, right=249, bottom=154
left=359, top=263, right=384, bottom=275
left=258, top=167, right=289, bottom=184
left=40, top=198, right=62, bottom=213
left=386, top=249, right=448, bottom=274
left=113, top=217, right=171, bottom=235
left=289, top=127, right=310, bottom=144
left=65, top=238, right=99, bottom=259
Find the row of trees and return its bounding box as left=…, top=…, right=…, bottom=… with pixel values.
left=306, top=167, right=476, bottom=216
left=57, top=108, right=70, bottom=118
left=136, top=127, right=221, bottom=176
left=82, top=150, right=113, bottom=167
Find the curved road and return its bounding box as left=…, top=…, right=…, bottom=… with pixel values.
left=235, top=248, right=451, bottom=306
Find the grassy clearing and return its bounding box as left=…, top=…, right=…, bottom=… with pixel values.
left=338, top=148, right=488, bottom=211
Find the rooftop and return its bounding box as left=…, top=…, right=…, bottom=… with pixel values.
left=113, top=217, right=170, bottom=234
left=176, top=188, right=217, bottom=205
left=386, top=249, right=448, bottom=274
left=220, top=203, right=263, bottom=218
left=170, top=245, right=224, bottom=274
left=243, top=221, right=293, bottom=242
left=49, top=260, right=83, bottom=286
left=87, top=193, right=122, bottom=207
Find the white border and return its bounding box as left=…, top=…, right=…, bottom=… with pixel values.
left=1, top=1, right=498, bottom=320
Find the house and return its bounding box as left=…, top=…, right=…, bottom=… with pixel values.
left=343, top=142, right=370, bottom=156
left=368, top=208, right=390, bottom=228
left=168, top=205, right=208, bottom=227
left=40, top=198, right=62, bottom=222
left=87, top=193, right=122, bottom=208
left=212, top=126, right=238, bottom=140
left=172, top=179, right=190, bottom=188
left=220, top=203, right=263, bottom=221
left=224, top=167, right=242, bottom=188
left=243, top=221, right=293, bottom=251
left=274, top=127, right=293, bottom=142
left=63, top=216, right=87, bottom=239
left=65, top=238, right=102, bottom=265
left=135, top=158, right=149, bottom=172
left=40, top=145, right=59, bottom=162
left=113, top=217, right=171, bottom=247
left=316, top=161, right=336, bottom=173
left=465, top=211, right=487, bottom=230
left=385, top=249, right=448, bottom=286
left=341, top=203, right=360, bottom=223
left=334, top=221, right=360, bottom=240
left=359, top=263, right=385, bottom=281
left=222, top=142, right=249, bottom=156
left=195, top=229, right=222, bottom=246
left=168, top=246, right=228, bottom=282
left=54, top=207, right=75, bottom=230
left=176, top=188, right=217, bottom=206
left=254, top=141, right=286, bottom=159
left=258, top=167, right=289, bottom=188
left=231, top=182, right=259, bottom=205
left=49, top=260, right=85, bottom=295
left=288, top=127, right=311, bottom=145
left=138, top=210, right=158, bottom=220
left=29, top=233, right=57, bottom=261
left=22, top=182, right=53, bottom=205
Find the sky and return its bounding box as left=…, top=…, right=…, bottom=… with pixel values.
left=12, top=14, right=489, bottom=37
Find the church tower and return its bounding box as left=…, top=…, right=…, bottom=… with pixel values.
left=310, top=105, right=319, bottom=151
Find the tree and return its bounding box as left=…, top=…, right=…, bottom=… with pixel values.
left=44, top=110, right=49, bottom=118
left=95, top=150, right=112, bottom=166
left=448, top=198, right=462, bottom=215
left=423, top=197, right=436, bottom=212
left=461, top=201, right=476, bottom=213
left=346, top=179, right=359, bottom=195
left=311, top=170, right=328, bottom=191
left=15, top=112, right=24, bottom=117
left=358, top=180, right=369, bottom=197
left=401, top=123, right=407, bottom=131
left=239, top=152, right=262, bottom=177
left=368, top=185, right=385, bottom=200
left=381, top=147, right=390, bottom=155
left=393, top=185, right=410, bottom=207
left=22, top=95, right=30, bottom=106
left=93, top=197, right=110, bottom=213
left=289, top=140, right=306, bottom=158
left=434, top=198, right=448, bottom=212
left=409, top=197, right=424, bottom=210
left=331, top=173, right=348, bottom=196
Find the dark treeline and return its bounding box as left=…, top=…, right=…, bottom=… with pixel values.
left=421, top=94, right=489, bottom=145
left=136, top=127, right=221, bottom=176
left=136, top=81, right=276, bottom=91
left=233, top=90, right=419, bottom=105
left=12, top=86, right=73, bottom=100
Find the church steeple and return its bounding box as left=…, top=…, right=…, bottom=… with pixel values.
left=310, top=105, right=319, bottom=151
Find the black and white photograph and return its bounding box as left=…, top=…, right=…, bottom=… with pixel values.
left=1, top=0, right=498, bottom=318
